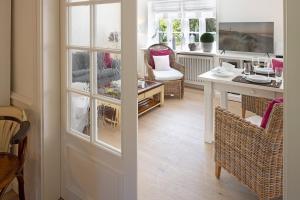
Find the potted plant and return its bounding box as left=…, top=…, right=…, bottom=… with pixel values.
left=200, top=32, right=214, bottom=52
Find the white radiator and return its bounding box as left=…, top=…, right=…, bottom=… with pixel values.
left=177, top=54, right=214, bottom=86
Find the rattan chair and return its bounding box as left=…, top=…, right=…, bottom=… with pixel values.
left=215, top=103, right=283, bottom=200
left=144, top=44, right=185, bottom=99
left=242, top=95, right=271, bottom=118
left=0, top=106, right=30, bottom=200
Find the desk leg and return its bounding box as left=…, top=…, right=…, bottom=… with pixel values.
left=220, top=91, right=228, bottom=109
left=204, top=82, right=213, bottom=143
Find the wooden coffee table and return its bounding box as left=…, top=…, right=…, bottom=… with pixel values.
left=97, top=81, right=164, bottom=127
left=138, top=80, right=164, bottom=116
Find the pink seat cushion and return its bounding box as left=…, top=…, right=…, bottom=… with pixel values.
left=272, top=59, right=284, bottom=70
left=260, top=97, right=283, bottom=129
left=149, top=49, right=171, bottom=69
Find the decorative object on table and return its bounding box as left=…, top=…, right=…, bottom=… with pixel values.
left=215, top=100, right=283, bottom=200
left=144, top=44, right=185, bottom=99
left=138, top=80, right=146, bottom=89
left=0, top=106, right=30, bottom=200
left=243, top=62, right=251, bottom=77
left=188, top=43, right=197, bottom=51
left=272, top=58, right=284, bottom=83
left=200, top=32, right=214, bottom=52
left=275, top=67, right=283, bottom=83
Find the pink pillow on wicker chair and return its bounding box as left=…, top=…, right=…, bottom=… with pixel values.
left=260, top=97, right=283, bottom=129
left=149, top=49, right=171, bottom=69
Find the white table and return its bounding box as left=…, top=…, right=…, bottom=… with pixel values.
left=198, top=70, right=284, bottom=143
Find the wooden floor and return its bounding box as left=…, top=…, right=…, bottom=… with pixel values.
left=4, top=88, right=258, bottom=200
left=138, top=87, right=258, bottom=200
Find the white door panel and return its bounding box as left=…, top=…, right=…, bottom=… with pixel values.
left=61, top=0, right=137, bottom=199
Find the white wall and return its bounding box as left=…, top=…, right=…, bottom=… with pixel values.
left=0, top=0, right=11, bottom=106
left=11, top=0, right=42, bottom=199
left=284, top=0, right=300, bottom=199
left=218, top=0, right=284, bottom=55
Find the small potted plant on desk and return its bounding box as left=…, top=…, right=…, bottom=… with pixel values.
left=200, top=32, right=214, bottom=52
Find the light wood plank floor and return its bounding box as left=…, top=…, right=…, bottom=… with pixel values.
left=138, top=87, right=258, bottom=200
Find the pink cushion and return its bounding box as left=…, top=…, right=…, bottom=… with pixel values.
left=103, top=53, right=112, bottom=68
left=149, top=49, right=171, bottom=69
left=272, top=59, right=284, bottom=70
left=260, top=97, right=283, bottom=129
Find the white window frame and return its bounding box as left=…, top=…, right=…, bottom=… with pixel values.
left=149, top=1, right=216, bottom=48
left=65, top=0, right=123, bottom=153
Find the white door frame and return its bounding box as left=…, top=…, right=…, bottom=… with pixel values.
left=41, top=0, right=61, bottom=199
left=39, top=0, right=300, bottom=199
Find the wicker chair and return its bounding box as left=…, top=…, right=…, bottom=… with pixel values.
left=144, top=44, right=185, bottom=99
left=0, top=106, right=30, bottom=200
left=215, top=102, right=283, bottom=200
left=242, top=95, right=271, bottom=118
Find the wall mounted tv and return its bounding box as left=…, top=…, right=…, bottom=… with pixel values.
left=219, top=22, right=274, bottom=53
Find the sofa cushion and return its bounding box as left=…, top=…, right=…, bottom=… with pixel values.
left=246, top=115, right=262, bottom=127
left=153, top=68, right=183, bottom=81
left=153, top=55, right=171, bottom=71
left=149, top=49, right=171, bottom=69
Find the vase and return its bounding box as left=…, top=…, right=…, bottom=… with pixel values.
left=201, top=42, right=213, bottom=52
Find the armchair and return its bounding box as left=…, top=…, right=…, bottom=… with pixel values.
left=241, top=95, right=271, bottom=118
left=144, top=44, right=185, bottom=99
left=215, top=104, right=283, bottom=200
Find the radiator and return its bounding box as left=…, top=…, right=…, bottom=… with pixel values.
left=177, top=54, right=214, bottom=86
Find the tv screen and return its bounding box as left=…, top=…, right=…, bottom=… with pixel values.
left=219, top=22, right=274, bottom=53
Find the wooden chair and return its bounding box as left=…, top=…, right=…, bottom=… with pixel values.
left=144, top=44, right=185, bottom=99
left=215, top=102, right=283, bottom=200
left=0, top=106, right=30, bottom=200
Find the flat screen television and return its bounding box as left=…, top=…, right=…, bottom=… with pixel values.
left=219, top=22, right=274, bottom=53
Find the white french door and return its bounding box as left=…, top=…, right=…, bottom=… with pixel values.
left=61, top=0, right=137, bottom=199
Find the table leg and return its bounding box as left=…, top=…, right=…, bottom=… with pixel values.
left=220, top=91, right=228, bottom=109
left=160, top=86, right=165, bottom=106
left=204, top=81, right=213, bottom=143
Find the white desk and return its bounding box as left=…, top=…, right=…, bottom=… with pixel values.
left=198, top=70, right=284, bottom=143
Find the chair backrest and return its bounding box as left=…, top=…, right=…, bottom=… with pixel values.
left=0, top=106, right=29, bottom=158
left=146, top=44, right=176, bottom=67
left=265, top=103, right=283, bottom=136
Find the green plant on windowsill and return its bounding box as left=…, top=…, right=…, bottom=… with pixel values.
left=200, top=32, right=214, bottom=52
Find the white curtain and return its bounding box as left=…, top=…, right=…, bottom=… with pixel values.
left=150, top=0, right=216, bottom=12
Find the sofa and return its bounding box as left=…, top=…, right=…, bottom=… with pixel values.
left=72, top=51, right=121, bottom=90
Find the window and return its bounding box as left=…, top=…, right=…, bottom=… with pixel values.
left=148, top=0, right=216, bottom=49
left=189, top=19, right=200, bottom=43
left=159, top=18, right=168, bottom=43
left=206, top=18, right=216, bottom=32
left=172, top=19, right=182, bottom=47
left=66, top=0, right=122, bottom=151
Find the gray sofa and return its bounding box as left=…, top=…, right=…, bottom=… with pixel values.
left=72, top=52, right=121, bottom=88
